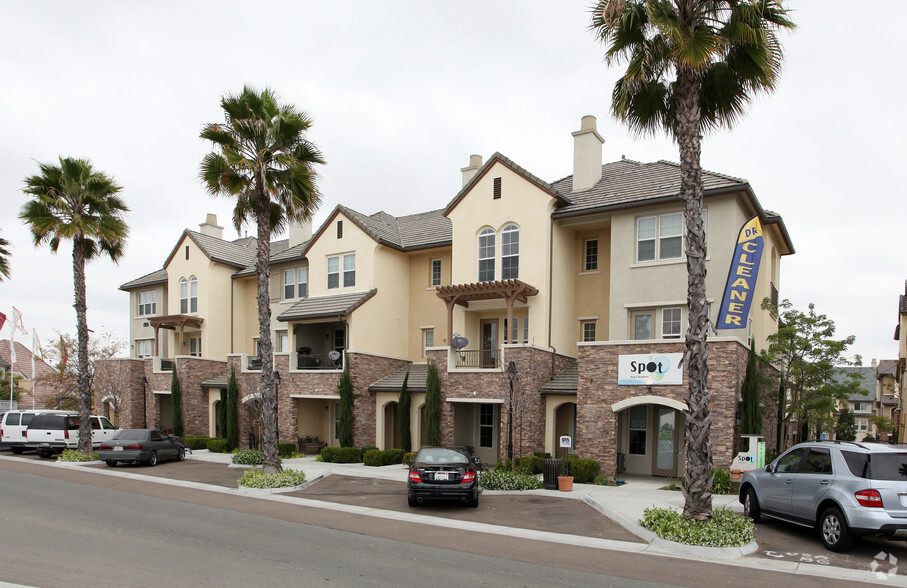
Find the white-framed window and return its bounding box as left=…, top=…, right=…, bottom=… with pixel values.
left=637, top=213, right=682, bottom=262
left=478, top=228, right=495, bottom=282
left=856, top=418, right=869, bottom=431
left=662, top=308, right=682, bottom=339
left=333, top=328, right=345, bottom=352
left=629, top=405, right=647, bottom=456
left=327, top=254, right=355, bottom=289
left=137, top=290, right=156, bottom=316
left=423, top=329, right=434, bottom=357
left=479, top=404, right=494, bottom=448
left=284, top=267, right=308, bottom=299
left=853, top=402, right=870, bottom=413
left=135, top=339, right=153, bottom=358
left=180, top=277, right=197, bottom=313
left=582, top=321, right=597, bottom=342
left=189, top=337, right=201, bottom=357
left=501, top=224, right=519, bottom=280
left=276, top=330, right=288, bottom=353
left=431, top=259, right=442, bottom=287
left=584, top=239, right=598, bottom=271
left=503, top=317, right=528, bottom=344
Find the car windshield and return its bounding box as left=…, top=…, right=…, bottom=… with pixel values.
left=113, top=430, right=148, bottom=441
left=416, top=448, right=468, bottom=465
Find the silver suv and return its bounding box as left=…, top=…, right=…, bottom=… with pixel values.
left=739, top=441, right=907, bottom=551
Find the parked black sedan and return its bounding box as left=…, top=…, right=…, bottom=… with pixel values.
left=98, top=429, right=186, bottom=467
left=407, top=446, right=479, bottom=507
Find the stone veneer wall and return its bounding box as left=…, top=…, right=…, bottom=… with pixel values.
left=92, top=358, right=145, bottom=428
left=577, top=339, right=748, bottom=478
left=174, top=357, right=228, bottom=437
left=348, top=352, right=411, bottom=448
left=429, top=345, right=574, bottom=463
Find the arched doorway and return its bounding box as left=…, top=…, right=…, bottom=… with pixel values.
left=612, top=396, right=686, bottom=477
left=384, top=401, right=400, bottom=449
left=552, top=402, right=577, bottom=456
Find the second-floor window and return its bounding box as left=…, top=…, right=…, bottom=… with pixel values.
left=501, top=224, right=519, bottom=280
left=478, top=228, right=495, bottom=282
left=637, top=213, right=682, bottom=262
left=853, top=402, right=870, bottom=413
left=137, top=290, right=156, bottom=316
left=582, top=321, right=597, bottom=342
left=284, top=267, right=308, bottom=299
left=423, top=329, right=434, bottom=357
left=179, top=277, right=197, bottom=313
left=584, top=239, right=598, bottom=271
left=662, top=308, right=682, bottom=339
left=431, top=259, right=442, bottom=287
left=135, top=339, right=153, bottom=358
left=327, top=254, right=355, bottom=289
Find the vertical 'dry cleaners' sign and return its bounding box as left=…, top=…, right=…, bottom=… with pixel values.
left=717, top=216, right=764, bottom=330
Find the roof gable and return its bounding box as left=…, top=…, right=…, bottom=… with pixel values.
left=162, top=230, right=258, bottom=271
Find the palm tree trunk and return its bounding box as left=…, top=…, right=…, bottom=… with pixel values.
left=255, top=181, right=280, bottom=473
left=676, top=68, right=713, bottom=521
left=73, top=236, right=92, bottom=455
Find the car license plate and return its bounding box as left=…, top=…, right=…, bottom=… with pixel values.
left=435, top=472, right=448, bottom=481
left=114, top=446, right=123, bottom=451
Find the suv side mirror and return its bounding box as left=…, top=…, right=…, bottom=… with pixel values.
left=765, top=464, right=774, bottom=474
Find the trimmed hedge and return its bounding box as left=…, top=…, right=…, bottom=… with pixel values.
left=183, top=436, right=218, bottom=450
left=277, top=442, right=296, bottom=458
left=382, top=448, right=405, bottom=465
left=207, top=439, right=229, bottom=453
left=232, top=449, right=264, bottom=465
left=320, top=446, right=362, bottom=463
left=515, top=455, right=543, bottom=475
left=360, top=446, right=378, bottom=460
left=363, top=448, right=407, bottom=466
left=479, top=469, right=543, bottom=491
left=567, top=458, right=601, bottom=484
left=403, top=451, right=417, bottom=465
left=363, top=449, right=383, bottom=466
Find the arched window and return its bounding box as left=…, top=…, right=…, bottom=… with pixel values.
left=501, top=224, right=519, bottom=280
left=478, top=228, right=495, bottom=282
left=179, top=278, right=188, bottom=313
left=189, top=276, right=198, bottom=312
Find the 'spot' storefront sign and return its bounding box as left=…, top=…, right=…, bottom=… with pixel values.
left=617, top=353, right=683, bottom=386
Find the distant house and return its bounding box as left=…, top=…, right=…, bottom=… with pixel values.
left=0, top=340, right=58, bottom=409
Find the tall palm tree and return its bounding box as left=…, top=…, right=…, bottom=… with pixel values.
left=20, top=157, right=129, bottom=454
left=591, top=0, right=794, bottom=520
left=200, top=86, right=324, bottom=473
left=0, top=230, right=11, bottom=280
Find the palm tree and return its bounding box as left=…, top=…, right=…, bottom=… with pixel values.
left=0, top=230, right=11, bottom=280
left=200, top=86, right=324, bottom=472
left=590, top=0, right=794, bottom=520
left=20, top=157, right=128, bottom=454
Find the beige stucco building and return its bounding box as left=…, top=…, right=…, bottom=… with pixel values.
left=108, top=116, right=794, bottom=477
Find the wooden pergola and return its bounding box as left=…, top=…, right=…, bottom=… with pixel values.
left=435, top=279, right=539, bottom=344
left=147, top=315, right=204, bottom=356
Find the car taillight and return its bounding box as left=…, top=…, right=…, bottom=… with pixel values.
left=855, top=489, right=883, bottom=508
left=99, top=444, right=113, bottom=450
left=409, top=470, right=422, bottom=483
left=461, top=471, right=476, bottom=484
left=124, top=444, right=144, bottom=450
left=64, top=430, right=70, bottom=439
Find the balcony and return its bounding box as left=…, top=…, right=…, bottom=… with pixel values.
left=453, top=349, right=500, bottom=369
left=296, top=351, right=344, bottom=371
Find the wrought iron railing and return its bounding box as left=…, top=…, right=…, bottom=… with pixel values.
left=296, top=352, right=344, bottom=370
left=453, top=349, right=499, bottom=369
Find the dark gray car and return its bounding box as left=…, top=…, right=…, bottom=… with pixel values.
left=740, top=440, right=907, bottom=551
left=98, top=429, right=186, bottom=467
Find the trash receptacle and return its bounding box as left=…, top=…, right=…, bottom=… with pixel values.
left=542, top=458, right=562, bottom=490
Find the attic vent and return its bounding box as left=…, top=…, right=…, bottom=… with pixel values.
left=185, top=245, right=189, bottom=260
left=337, top=220, right=343, bottom=239
left=493, top=177, right=502, bottom=199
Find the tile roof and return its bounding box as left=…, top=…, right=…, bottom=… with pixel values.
left=550, top=159, right=747, bottom=218
left=338, top=206, right=452, bottom=251
left=233, top=238, right=308, bottom=278
left=882, top=394, right=899, bottom=407
left=163, top=230, right=258, bottom=270
left=831, top=366, right=876, bottom=401
left=877, top=359, right=898, bottom=377
left=119, top=268, right=168, bottom=291
left=369, top=363, right=428, bottom=392
left=276, top=289, right=377, bottom=322
left=0, top=341, right=58, bottom=379
left=201, top=373, right=231, bottom=389
left=540, top=363, right=578, bottom=394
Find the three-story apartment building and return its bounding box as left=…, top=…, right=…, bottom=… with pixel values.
left=103, top=116, right=793, bottom=477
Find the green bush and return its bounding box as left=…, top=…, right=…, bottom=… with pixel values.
left=533, top=452, right=551, bottom=459
left=207, top=439, right=229, bottom=453
left=514, top=455, right=542, bottom=475
left=360, top=446, right=378, bottom=460
left=479, top=469, right=543, bottom=491
left=593, top=473, right=614, bottom=486
left=238, top=468, right=307, bottom=489
left=182, top=436, right=217, bottom=450
left=403, top=451, right=417, bottom=465
left=363, top=449, right=383, bottom=466
left=321, top=446, right=362, bottom=463
left=232, top=449, right=264, bottom=465
left=711, top=468, right=734, bottom=495
left=567, top=458, right=601, bottom=484
left=59, top=449, right=98, bottom=462
left=382, top=448, right=406, bottom=465
left=277, top=443, right=296, bottom=458
left=640, top=507, right=755, bottom=547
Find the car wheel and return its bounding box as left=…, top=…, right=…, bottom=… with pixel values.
left=468, top=496, right=479, bottom=508
left=820, top=507, right=853, bottom=552
left=408, top=495, right=418, bottom=507
left=147, top=451, right=158, bottom=467
left=177, top=447, right=186, bottom=461
left=743, top=488, right=761, bottom=523
left=105, top=460, right=117, bottom=467
left=11, top=447, right=24, bottom=455
left=37, top=449, right=51, bottom=459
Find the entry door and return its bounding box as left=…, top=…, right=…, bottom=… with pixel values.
left=480, top=319, right=497, bottom=368
left=651, top=407, right=679, bottom=477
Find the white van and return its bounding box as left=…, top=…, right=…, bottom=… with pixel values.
left=1, top=410, right=76, bottom=454
left=25, top=413, right=118, bottom=458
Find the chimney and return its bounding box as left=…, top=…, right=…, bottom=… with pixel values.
left=460, top=154, right=483, bottom=187
left=289, top=218, right=313, bottom=247
left=198, top=213, right=223, bottom=239
left=571, top=115, right=604, bottom=192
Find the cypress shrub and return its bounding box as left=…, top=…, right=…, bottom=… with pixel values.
left=337, top=366, right=354, bottom=447
left=398, top=370, right=411, bottom=453
left=226, top=366, right=239, bottom=450
left=425, top=362, right=441, bottom=445
left=171, top=370, right=183, bottom=437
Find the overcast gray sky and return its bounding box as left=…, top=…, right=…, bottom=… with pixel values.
left=1, top=1, right=904, bottom=365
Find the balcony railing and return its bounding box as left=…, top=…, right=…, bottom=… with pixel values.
left=296, top=352, right=344, bottom=370
left=454, top=349, right=499, bottom=369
